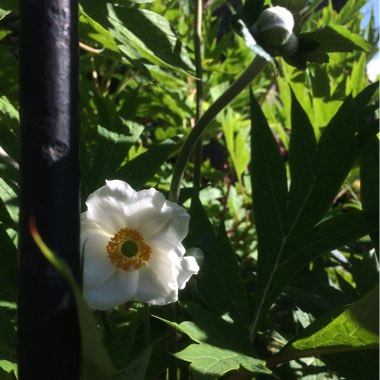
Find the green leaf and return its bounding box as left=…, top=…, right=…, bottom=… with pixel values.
left=105, top=320, right=138, bottom=370
left=280, top=209, right=379, bottom=277
left=0, top=1, right=17, bottom=12
left=175, top=343, right=271, bottom=380
left=81, top=1, right=194, bottom=75
left=286, top=273, right=350, bottom=319
left=350, top=249, right=379, bottom=297
left=354, top=81, right=379, bottom=108
left=156, top=304, right=271, bottom=379
left=234, top=129, right=250, bottom=178
left=0, top=310, right=16, bottom=363
left=222, top=109, right=250, bottom=182
left=80, top=9, right=119, bottom=53
left=0, top=10, right=11, bottom=20
left=85, top=119, right=144, bottom=191
left=249, top=88, right=287, bottom=271
left=249, top=84, right=379, bottom=338
left=0, top=178, right=18, bottom=230
left=30, top=221, right=117, bottom=380
left=310, top=65, right=330, bottom=98
left=181, top=302, right=253, bottom=354
left=0, top=96, right=19, bottom=160
left=360, top=136, right=379, bottom=252
left=184, top=196, right=215, bottom=254
left=301, top=25, right=372, bottom=54
left=288, top=95, right=374, bottom=233
left=335, top=0, right=367, bottom=25
left=287, top=90, right=318, bottom=216
left=249, top=89, right=288, bottom=336
left=321, top=350, right=379, bottom=380
left=279, top=285, right=379, bottom=359
left=115, top=346, right=152, bottom=380
left=346, top=54, right=368, bottom=97
left=0, top=224, right=18, bottom=291
left=197, top=222, right=250, bottom=327
left=117, top=140, right=177, bottom=190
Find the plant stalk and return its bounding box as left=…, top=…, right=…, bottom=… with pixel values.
left=169, top=55, right=267, bottom=203
left=192, top=0, right=204, bottom=194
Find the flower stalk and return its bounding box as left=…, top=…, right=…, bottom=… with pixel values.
left=192, top=0, right=204, bottom=194
left=169, top=55, right=268, bottom=203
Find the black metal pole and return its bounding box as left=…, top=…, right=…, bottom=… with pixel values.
left=19, top=1, right=80, bottom=379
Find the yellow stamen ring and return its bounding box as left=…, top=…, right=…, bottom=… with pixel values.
left=107, top=227, right=151, bottom=271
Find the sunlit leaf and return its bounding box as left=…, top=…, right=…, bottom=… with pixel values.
left=278, top=285, right=379, bottom=359
left=301, top=25, right=372, bottom=54
left=249, top=84, right=379, bottom=337
left=117, top=140, right=177, bottom=190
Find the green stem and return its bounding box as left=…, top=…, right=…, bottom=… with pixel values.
left=167, top=303, right=177, bottom=380
left=192, top=0, right=203, bottom=194
left=169, top=55, right=268, bottom=203
left=143, top=304, right=151, bottom=345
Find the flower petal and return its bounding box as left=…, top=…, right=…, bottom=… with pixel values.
left=144, top=203, right=189, bottom=252
left=135, top=251, right=180, bottom=305
left=85, top=180, right=137, bottom=234
left=159, top=199, right=190, bottom=242
left=177, top=256, right=200, bottom=290
left=81, top=180, right=198, bottom=309
left=125, top=189, right=172, bottom=237
left=121, top=188, right=190, bottom=241
left=82, top=227, right=116, bottom=289
left=84, top=269, right=139, bottom=310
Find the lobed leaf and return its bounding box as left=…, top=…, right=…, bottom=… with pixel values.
left=249, top=84, right=379, bottom=337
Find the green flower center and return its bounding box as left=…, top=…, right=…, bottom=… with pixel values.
left=107, top=227, right=151, bottom=271
left=121, top=240, right=138, bottom=258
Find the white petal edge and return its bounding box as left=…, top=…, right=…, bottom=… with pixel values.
left=85, top=180, right=137, bottom=234
left=177, top=256, right=199, bottom=290
left=84, top=269, right=139, bottom=310
left=81, top=223, right=116, bottom=289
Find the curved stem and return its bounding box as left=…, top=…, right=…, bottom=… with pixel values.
left=169, top=55, right=268, bottom=203
left=192, top=0, right=204, bottom=193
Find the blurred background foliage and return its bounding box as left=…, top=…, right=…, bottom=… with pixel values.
left=0, top=0, right=379, bottom=378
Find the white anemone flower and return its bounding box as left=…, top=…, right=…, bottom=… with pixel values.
left=81, top=180, right=199, bottom=310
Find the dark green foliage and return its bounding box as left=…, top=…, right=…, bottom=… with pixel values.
left=0, top=0, right=378, bottom=378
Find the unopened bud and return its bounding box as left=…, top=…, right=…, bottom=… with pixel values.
left=252, top=6, right=294, bottom=48
left=278, top=32, right=299, bottom=55
left=251, top=6, right=298, bottom=56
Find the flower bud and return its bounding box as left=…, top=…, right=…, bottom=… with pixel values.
left=278, top=32, right=299, bottom=56
left=252, top=6, right=295, bottom=48
left=271, top=0, right=308, bottom=13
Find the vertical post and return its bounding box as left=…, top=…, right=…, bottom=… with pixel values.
left=18, top=0, right=80, bottom=379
